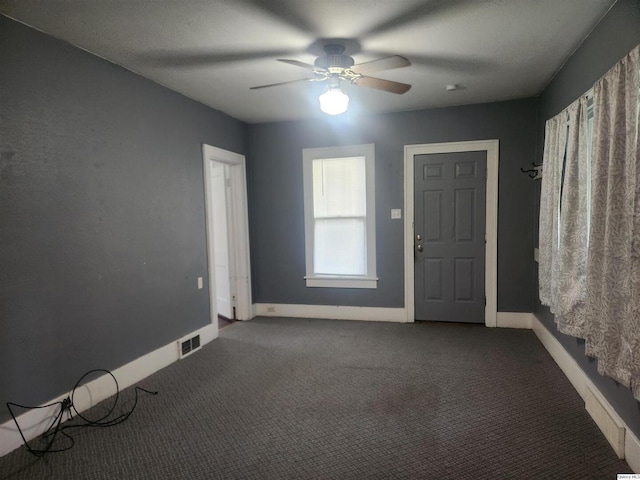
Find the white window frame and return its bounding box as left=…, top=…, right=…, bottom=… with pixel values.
left=302, top=144, right=377, bottom=289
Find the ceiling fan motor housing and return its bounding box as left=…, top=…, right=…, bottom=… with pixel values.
left=315, top=44, right=355, bottom=72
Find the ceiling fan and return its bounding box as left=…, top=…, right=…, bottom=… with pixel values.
left=251, top=44, right=412, bottom=94
left=250, top=44, right=411, bottom=115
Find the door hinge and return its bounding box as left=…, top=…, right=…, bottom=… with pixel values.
left=226, top=178, right=231, bottom=188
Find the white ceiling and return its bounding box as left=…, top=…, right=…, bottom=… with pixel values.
left=1, top=0, right=616, bottom=124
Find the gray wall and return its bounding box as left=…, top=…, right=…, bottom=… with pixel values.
left=0, top=16, right=247, bottom=424
left=247, top=98, right=538, bottom=311
left=534, top=0, right=640, bottom=438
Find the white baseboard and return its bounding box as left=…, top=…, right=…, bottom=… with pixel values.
left=496, top=312, right=534, bottom=329
left=0, top=323, right=217, bottom=458
left=253, top=303, right=407, bottom=322
left=531, top=314, right=640, bottom=471
left=626, top=430, right=640, bottom=474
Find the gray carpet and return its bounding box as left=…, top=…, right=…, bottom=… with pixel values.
left=0, top=317, right=632, bottom=479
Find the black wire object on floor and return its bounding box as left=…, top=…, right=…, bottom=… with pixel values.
left=6, top=369, right=158, bottom=457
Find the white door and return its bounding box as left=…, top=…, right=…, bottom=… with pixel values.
left=211, top=162, right=233, bottom=319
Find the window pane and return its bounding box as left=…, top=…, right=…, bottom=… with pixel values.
left=314, top=218, right=366, bottom=275
left=313, top=156, right=366, bottom=218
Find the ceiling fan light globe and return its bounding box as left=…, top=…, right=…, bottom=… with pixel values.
left=319, top=88, right=349, bottom=115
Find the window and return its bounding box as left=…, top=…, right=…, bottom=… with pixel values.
left=302, top=144, right=377, bottom=288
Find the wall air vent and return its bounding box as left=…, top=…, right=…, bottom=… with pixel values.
left=178, top=334, right=202, bottom=360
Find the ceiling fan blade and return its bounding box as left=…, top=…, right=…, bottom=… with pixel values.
left=278, top=59, right=326, bottom=72
left=250, top=78, right=317, bottom=90
left=350, top=55, right=410, bottom=75
left=354, top=76, right=411, bottom=94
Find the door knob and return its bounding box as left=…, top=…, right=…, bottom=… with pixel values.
left=417, top=244, right=423, bottom=252
left=416, top=234, right=422, bottom=241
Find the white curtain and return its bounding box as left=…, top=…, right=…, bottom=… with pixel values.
left=539, top=98, right=590, bottom=336
left=539, top=44, right=640, bottom=399
left=555, top=98, right=590, bottom=337
left=584, top=45, right=640, bottom=395
left=538, top=111, right=567, bottom=310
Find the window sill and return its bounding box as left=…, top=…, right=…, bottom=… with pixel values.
left=304, top=276, right=378, bottom=289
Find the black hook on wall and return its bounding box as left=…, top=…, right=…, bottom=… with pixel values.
left=521, top=162, right=543, bottom=180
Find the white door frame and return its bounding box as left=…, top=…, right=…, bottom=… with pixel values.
left=404, top=140, right=499, bottom=327
left=202, top=144, right=253, bottom=322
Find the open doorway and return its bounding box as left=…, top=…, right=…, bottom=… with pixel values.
left=202, top=144, right=253, bottom=332
left=210, top=161, right=233, bottom=320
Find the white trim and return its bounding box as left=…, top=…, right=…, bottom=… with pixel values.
left=531, top=315, right=640, bottom=471
left=626, top=430, right=640, bottom=474
left=254, top=303, right=407, bottom=322
left=585, top=386, right=625, bottom=458
left=302, top=144, right=377, bottom=289
left=496, top=312, right=534, bottom=329
left=202, top=144, right=253, bottom=321
left=0, top=324, right=216, bottom=458
left=404, top=140, right=499, bottom=327
left=304, top=276, right=378, bottom=289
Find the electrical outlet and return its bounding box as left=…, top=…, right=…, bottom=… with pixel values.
left=267, top=306, right=276, bottom=313
left=391, top=209, right=402, bottom=219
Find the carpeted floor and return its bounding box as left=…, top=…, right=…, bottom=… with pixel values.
left=0, top=317, right=632, bottom=479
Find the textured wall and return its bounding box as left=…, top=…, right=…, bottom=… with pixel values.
left=247, top=98, right=538, bottom=312
left=0, top=16, right=247, bottom=423
left=534, top=0, right=640, bottom=439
